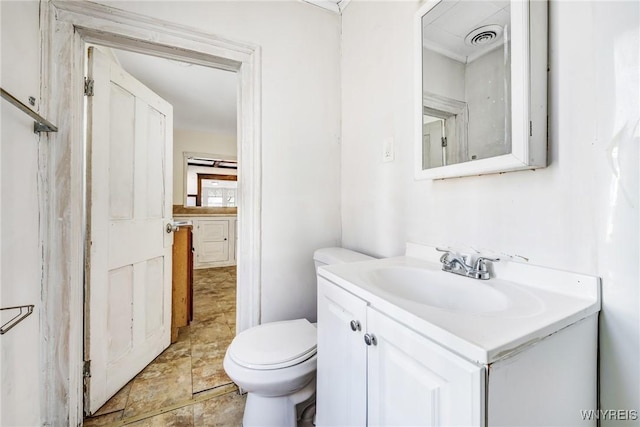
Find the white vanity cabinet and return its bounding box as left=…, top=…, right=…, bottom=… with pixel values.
left=174, top=216, right=236, bottom=268
left=316, top=257, right=599, bottom=427
left=317, top=277, right=483, bottom=427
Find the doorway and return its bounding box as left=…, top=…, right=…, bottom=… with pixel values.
left=44, top=2, right=262, bottom=423
left=83, top=44, right=243, bottom=420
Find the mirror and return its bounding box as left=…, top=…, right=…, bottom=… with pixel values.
left=415, top=0, right=547, bottom=179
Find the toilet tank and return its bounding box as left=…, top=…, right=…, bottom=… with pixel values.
left=313, top=247, right=374, bottom=271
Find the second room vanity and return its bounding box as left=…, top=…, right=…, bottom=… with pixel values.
left=174, top=206, right=237, bottom=268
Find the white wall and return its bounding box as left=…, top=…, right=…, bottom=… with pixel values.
left=173, top=129, right=237, bottom=205
left=0, top=1, right=43, bottom=425
left=588, top=1, right=640, bottom=418
left=422, top=48, right=465, bottom=100
left=95, top=0, right=342, bottom=323
left=342, top=1, right=638, bottom=424
left=465, top=47, right=509, bottom=160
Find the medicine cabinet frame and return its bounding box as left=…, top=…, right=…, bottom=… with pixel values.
left=414, top=0, right=548, bottom=180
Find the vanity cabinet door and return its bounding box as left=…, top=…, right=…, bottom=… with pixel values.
left=196, top=219, right=230, bottom=264
left=316, top=277, right=368, bottom=427
left=366, top=308, right=484, bottom=427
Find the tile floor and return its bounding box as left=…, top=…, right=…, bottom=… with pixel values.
left=84, top=266, right=244, bottom=426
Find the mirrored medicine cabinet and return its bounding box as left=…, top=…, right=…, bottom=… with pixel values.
left=415, top=0, right=548, bottom=180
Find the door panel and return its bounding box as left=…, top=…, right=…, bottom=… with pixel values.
left=108, top=220, right=165, bottom=269
left=367, top=308, right=484, bottom=427
left=145, top=106, right=165, bottom=218
left=316, top=278, right=368, bottom=427
left=201, top=220, right=228, bottom=239
left=144, top=256, right=165, bottom=337
left=86, top=47, right=173, bottom=414
left=107, top=266, right=134, bottom=361
left=108, top=83, right=136, bottom=220
left=197, top=220, right=230, bottom=263
left=201, top=241, right=229, bottom=261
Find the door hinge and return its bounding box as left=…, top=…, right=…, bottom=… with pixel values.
left=441, top=136, right=447, bottom=147
left=529, top=121, right=533, bottom=137
left=84, top=78, right=94, bottom=97
left=83, top=360, right=91, bottom=378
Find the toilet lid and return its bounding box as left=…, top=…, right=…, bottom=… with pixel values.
left=228, top=319, right=317, bottom=370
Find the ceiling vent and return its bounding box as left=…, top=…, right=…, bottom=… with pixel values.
left=464, top=25, right=503, bottom=47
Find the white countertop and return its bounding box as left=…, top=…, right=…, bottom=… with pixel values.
left=318, top=246, right=600, bottom=365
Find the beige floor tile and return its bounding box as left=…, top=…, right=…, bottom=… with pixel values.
left=191, top=311, right=223, bottom=324
left=126, top=406, right=193, bottom=427
left=192, top=368, right=232, bottom=394
left=123, top=353, right=193, bottom=418
left=92, top=380, right=132, bottom=416
left=157, top=329, right=192, bottom=363
left=83, top=410, right=124, bottom=426
left=191, top=344, right=232, bottom=393
left=193, top=392, right=245, bottom=427
left=191, top=267, right=236, bottom=393
left=191, top=325, right=233, bottom=347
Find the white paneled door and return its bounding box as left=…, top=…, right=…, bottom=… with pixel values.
left=86, top=47, right=174, bottom=414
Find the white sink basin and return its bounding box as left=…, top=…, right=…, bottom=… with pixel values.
left=318, top=245, right=601, bottom=363
left=367, top=266, right=510, bottom=314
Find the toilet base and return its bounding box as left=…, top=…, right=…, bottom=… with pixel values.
left=242, top=377, right=316, bottom=427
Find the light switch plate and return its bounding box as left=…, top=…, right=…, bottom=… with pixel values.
left=383, top=137, right=394, bottom=162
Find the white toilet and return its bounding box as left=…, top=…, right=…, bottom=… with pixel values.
left=223, top=247, right=374, bottom=427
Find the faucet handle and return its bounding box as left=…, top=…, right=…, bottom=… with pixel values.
left=474, top=256, right=500, bottom=271
left=436, top=248, right=454, bottom=264
left=436, top=248, right=472, bottom=266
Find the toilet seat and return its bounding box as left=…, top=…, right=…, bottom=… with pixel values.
left=228, top=319, right=317, bottom=370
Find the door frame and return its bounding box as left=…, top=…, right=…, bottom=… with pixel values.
left=40, top=1, right=262, bottom=423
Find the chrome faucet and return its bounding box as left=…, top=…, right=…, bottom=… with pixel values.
left=436, top=248, right=499, bottom=280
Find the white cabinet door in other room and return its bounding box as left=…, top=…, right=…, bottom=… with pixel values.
left=196, top=219, right=229, bottom=265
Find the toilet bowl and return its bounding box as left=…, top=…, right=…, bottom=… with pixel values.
left=223, top=319, right=318, bottom=426
left=223, top=247, right=374, bottom=427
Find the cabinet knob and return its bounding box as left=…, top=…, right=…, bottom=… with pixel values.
left=364, top=333, right=377, bottom=346
left=349, top=320, right=361, bottom=332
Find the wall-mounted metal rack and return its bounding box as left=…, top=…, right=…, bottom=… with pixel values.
left=1, top=305, right=35, bottom=335
left=1, top=87, right=58, bottom=133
